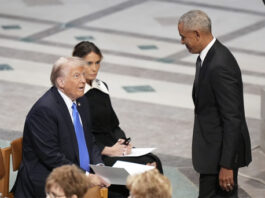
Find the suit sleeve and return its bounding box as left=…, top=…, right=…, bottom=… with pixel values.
left=80, top=97, right=104, bottom=164
left=89, top=133, right=104, bottom=164
left=212, top=63, right=242, bottom=169
left=94, top=140, right=106, bottom=153
left=27, top=106, right=73, bottom=169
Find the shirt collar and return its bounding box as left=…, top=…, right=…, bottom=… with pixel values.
left=57, top=88, right=76, bottom=110
left=85, top=79, right=109, bottom=94
left=199, top=37, right=216, bottom=66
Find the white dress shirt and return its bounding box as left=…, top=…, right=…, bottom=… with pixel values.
left=199, top=37, right=216, bottom=66
left=58, top=89, right=82, bottom=124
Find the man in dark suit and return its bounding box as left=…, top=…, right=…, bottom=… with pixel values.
left=178, top=10, right=252, bottom=197
left=13, top=57, right=108, bottom=198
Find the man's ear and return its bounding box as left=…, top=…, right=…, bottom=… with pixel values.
left=56, top=77, right=64, bottom=88
left=194, top=30, right=200, bottom=40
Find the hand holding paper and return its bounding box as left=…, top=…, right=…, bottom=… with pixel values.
left=88, top=174, right=110, bottom=187
left=90, top=161, right=155, bottom=185
left=121, top=148, right=156, bottom=157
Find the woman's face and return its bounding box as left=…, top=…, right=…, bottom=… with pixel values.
left=46, top=184, right=66, bottom=198
left=83, top=52, right=101, bottom=83
left=46, top=184, right=77, bottom=198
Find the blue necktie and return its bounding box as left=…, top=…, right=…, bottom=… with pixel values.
left=72, top=103, right=90, bottom=171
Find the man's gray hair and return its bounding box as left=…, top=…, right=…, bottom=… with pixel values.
left=50, top=56, right=86, bottom=86
left=178, top=10, right=211, bottom=32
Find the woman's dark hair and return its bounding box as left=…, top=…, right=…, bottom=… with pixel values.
left=72, top=41, right=103, bottom=59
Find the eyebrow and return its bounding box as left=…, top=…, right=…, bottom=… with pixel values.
left=87, top=60, right=101, bottom=64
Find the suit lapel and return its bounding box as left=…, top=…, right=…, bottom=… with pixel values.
left=77, top=98, right=92, bottom=157
left=194, top=40, right=218, bottom=105
left=195, top=62, right=207, bottom=104
left=76, top=99, right=88, bottom=140
left=51, top=87, right=80, bottom=163
left=192, top=82, right=196, bottom=105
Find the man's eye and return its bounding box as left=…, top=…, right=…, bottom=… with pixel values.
left=73, top=73, right=80, bottom=78
left=87, top=62, right=93, bottom=65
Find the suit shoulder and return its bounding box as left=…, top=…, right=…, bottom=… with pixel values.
left=27, top=88, right=57, bottom=116
left=214, top=41, right=237, bottom=64
left=208, top=42, right=238, bottom=73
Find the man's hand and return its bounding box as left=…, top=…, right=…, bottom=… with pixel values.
left=88, top=174, right=110, bottom=187
left=219, top=167, right=234, bottom=191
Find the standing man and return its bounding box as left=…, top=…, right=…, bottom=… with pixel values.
left=178, top=10, right=251, bottom=197
left=13, top=57, right=107, bottom=198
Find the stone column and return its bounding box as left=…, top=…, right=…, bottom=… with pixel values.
left=261, top=88, right=265, bottom=152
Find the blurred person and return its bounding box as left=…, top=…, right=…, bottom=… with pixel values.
left=46, top=165, right=93, bottom=198
left=178, top=10, right=252, bottom=197
left=13, top=57, right=108, bottom=198
left=126, top=169, right=172, bottom=198
left=72, top=41, right=163, bottom=198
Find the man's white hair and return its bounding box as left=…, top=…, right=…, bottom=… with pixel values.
left=178, top=10, right=212, bottom=32
left=50, top=56, right=86, bottom=87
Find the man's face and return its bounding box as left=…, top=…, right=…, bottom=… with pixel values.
left=59, top=66, right=86, bottom=101
left=178, top=23, right=201, bottom=54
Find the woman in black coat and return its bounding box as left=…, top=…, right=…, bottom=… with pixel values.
left=72, top=41, right=163, bottom=197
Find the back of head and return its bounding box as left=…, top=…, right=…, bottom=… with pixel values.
left=178, top=10, right=211, bottom=33
left=127, top=169, right=172, bottom=198
left=46, top=165, right=92, bottom=198
left=50, top=56, right=86, bottom=87
left=72, top=41, right=103, bottom=59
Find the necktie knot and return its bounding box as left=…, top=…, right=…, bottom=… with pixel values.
left=196, top=56, right=201, bottom=66
left=72, top=102, right=77, bottom=110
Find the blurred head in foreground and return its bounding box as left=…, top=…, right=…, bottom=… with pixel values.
left=46, top=165, right=92, bottom=198
left=126, top=169, right=172, bottom=198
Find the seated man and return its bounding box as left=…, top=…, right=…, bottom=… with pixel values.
left=46, top=165, right=93, bottom=198
left=13, top=57, right=107, bottom=198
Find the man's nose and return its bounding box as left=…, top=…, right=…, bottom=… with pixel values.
left=81, top=74, right=86, bottom=83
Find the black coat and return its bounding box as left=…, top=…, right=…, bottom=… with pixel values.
left=84, top=86, right=163, bottom=173
left=192, top=40, right=252, bottom=174
left=85, top=86, right=163, bottom=198
left=13, top=87, right=102, bottom=198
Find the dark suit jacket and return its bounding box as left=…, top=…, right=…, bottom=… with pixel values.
left=13, top=87, right=103, bottom=198
left=192, top=40, right=252, bottom=174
